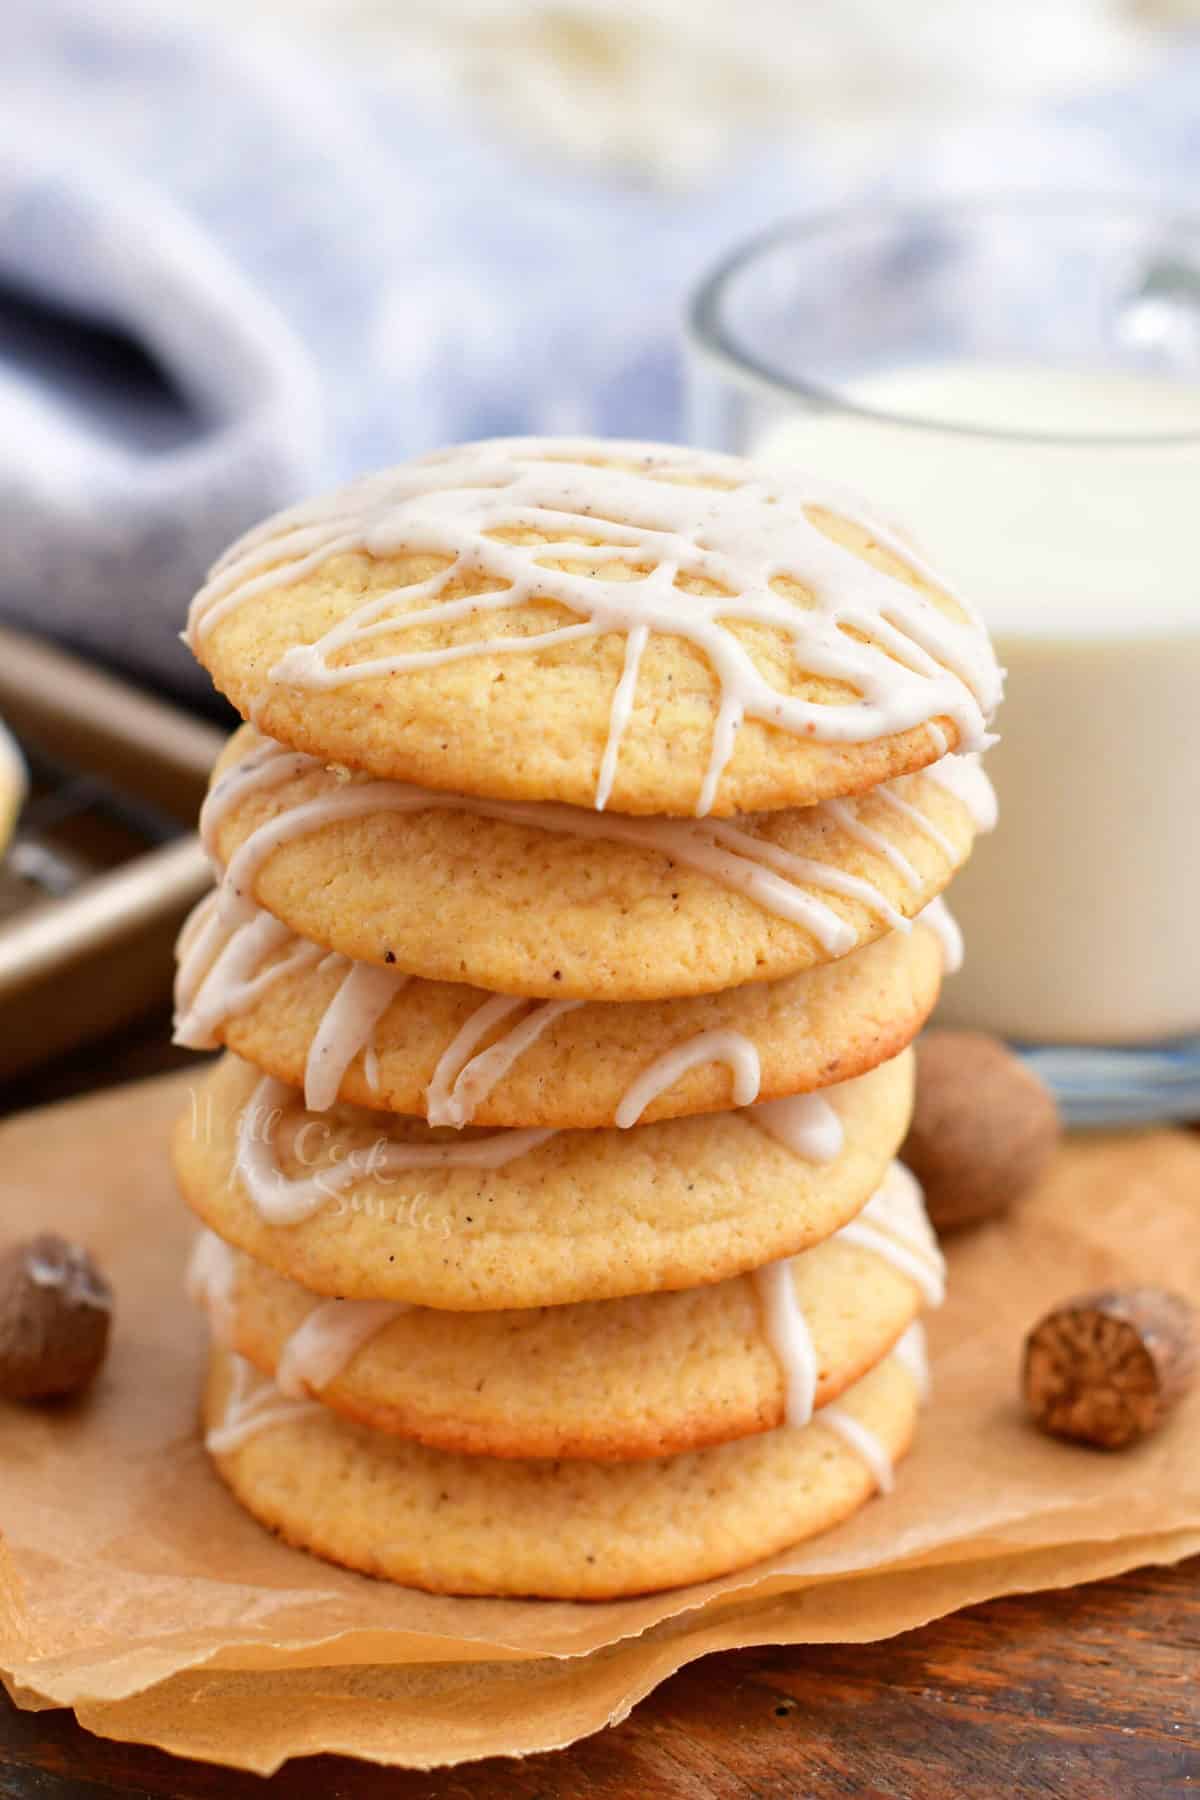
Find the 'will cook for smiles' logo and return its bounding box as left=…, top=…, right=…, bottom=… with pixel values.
left=183, top=1088, right=454, bottom=1236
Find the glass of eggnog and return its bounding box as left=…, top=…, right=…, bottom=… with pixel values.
left=687, top=196, right=1200, bottom=1121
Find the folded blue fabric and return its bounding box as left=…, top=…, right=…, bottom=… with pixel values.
left=0, top=0, right=1192, bottom=694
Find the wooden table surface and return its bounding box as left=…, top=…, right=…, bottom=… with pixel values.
left=3, top=1017, right=1198, bottom=1800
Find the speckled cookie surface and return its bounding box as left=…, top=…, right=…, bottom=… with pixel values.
left=179, top=907, right=943, bottom=1126
left=187, top=439, right=999, bottom=818
left=202, top=726, right=980, bottom=1000
left=173, top=1048, right=915, bottom=1308
left=204, top=1164, right=934, bottom=1459
left=202, top=1345, right=919, bottom=1596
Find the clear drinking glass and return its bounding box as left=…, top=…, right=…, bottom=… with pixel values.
left=685, top=196, right=1200, bottom=1123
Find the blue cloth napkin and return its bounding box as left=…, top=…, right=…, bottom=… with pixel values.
left=1, top=0, right=1194, bottom=695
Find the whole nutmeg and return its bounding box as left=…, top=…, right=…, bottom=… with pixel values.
left=901, top=1030, right=1060, bottom=1234
left=0, top=1234, right=112, bottom=1401
left=1024, top=1288, right=1197, bottom=1450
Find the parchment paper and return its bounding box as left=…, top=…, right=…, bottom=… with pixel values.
left=1, top=1071, right=1198, bottom=1771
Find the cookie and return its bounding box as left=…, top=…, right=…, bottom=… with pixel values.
left=191, top=1161, right=941, bottom=1459
left=186, top=439, right=1000, bottom=818
left=173, top=1048, right=915, bottom=1308
left=0, top=715, right=26, bottom=856
left=201, top=1342, right=921, bottom=1596
left=176, top=896, right=946, bottom=1126
left=199, top=725, right=990, bottom=1000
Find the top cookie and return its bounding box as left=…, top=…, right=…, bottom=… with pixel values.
left=187, top=438, right=1001, bottom=818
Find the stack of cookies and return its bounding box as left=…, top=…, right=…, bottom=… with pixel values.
left=171, top=438, right=1000, bottom=1598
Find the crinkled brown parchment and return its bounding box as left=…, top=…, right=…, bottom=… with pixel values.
left=1, top=1072, right=1197, bottom=1772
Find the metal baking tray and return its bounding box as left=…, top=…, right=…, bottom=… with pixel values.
left=0, top=627, right=227, bottom=1081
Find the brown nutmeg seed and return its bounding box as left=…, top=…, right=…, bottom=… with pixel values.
left=1023, top=1288, right=1197, bottom=1450
left=901, top=1030, right=1060, bottom=1234
left=0, top=1234, right=112, bottom=1402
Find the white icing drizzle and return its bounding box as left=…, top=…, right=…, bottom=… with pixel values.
left=198, top=736, right=313, bottom=864
left=821, top=1323, right=932, bottom=1492
left=596, top=621, right=648, bottom=811
left=826, top=752, right=995, bottom=895
left=303, top=961, right=408, bottom=1112
left=425, top=994, right=525, bottom=1121
left=614, top=1028, right=762, bottom=1129
left=837, top=1164, right=946, bottom=1307
left=924, top=750, right=999, bottom=833
left=820, top=1403, right=897, bottom=1495
left=175, top=738, right=337, bottom=1049
left=174, top=897, right=325, bottom=1048
left=187, top=1229, right=408, bottom=1401
left=275, top=1298, right=409, bottom=1399
left=426, top=993, right=584, bottom=1128
left=752, top=1090, right=844, bottom=1164
left=234, top=1075, right=556, bottom=1226
left=893, top=1321, right=932, bottom=1403
left=699, top=816, right=910, bottom=937
left=916, top=895, right=964, bottom=975
left=205, top=1353, right=320, bottom=1454
left=872, top=781, right=957, bottom=864
left=753, top=1258, right=820, bottom=1428
left=174, top=894, right=407, bottom=1105
left=755, top=1169, right=939, bottom=1478
left=186, top=1229, right=239, bottom=1347
left=823, top=797, right=921, bottom=888
left=188, top=440, right=999, bottom=817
